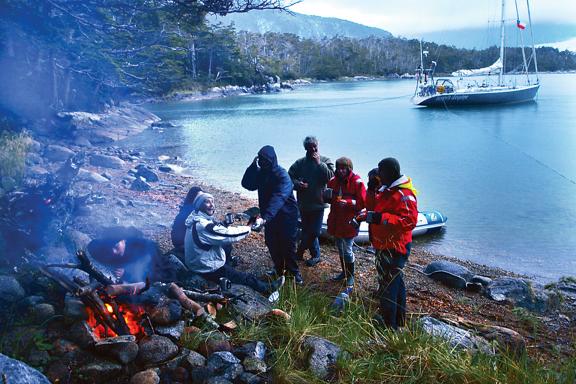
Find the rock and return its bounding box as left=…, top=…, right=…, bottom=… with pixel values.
left=418, top=316, right=494, bottom=355
left=302, top=336, right=343, bottom=380
left=21, top=295, right=45, bottom=308
left=0, top=275, right=26, bottom=303
left=130, top=369, right=160, bottom=384
left=44, top=144, right=75, bottom=162
left=64, top=229, right=92, bottom=252
left=206, top=377, right=234, bottom=384
left=57, top=104, right=160, bottom=143
left=242, top=357, right=267, bottom=374
left=162, top=348, right=191, bottom=371
left=149, top=300, right=182, bottom=325
left=228, top=284, right=273, bottom=321
left=137, top=335, right=179, bottom=365
left=471, top=275, right=493, bottom=286
left=183, top=350, right=207, bottom=369
left=237, top=372, right=265, bottom=384
left=95, top=335, right=139, bottom=364
left=29, top=303, right=56, bottom=322
left=158, top=164, right=184, bottom=173
left=135, top=164, right=159, bottom=182
left=152, top=121, right=176, bottom=128
left=69, top=321, right=98, bottom=349
left=197, top=334, right=232, bottom=357
left=424, top=260, right=474, bottom=289
left=190, top=366, right=213, bottom=384
left=206, top=351, right=243, bottom=381
left=76, top=359, right=124, bottom=383
left=90, top=153, right=125, bottom=169
left=156, top=320, right=185, bottom=341
left=486, top=277, right=559, bottom=313
left=475, top=324, right=525, bottom=356
left=26, top=152, right=44, bottom=165
left=0, top=353, right=51, bottom=383
left=77, top=169, right=109, bottom=183
left=233, top=341, right=266, bottom=360
left=27, top=349, right=51, bottom=367
left=131, top=177, right=152, bottom=191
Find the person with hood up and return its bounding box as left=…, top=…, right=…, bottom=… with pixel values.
left=288, top=136, right=334, bottom=267
left=354, top=157, right=418, bottom=329
left=184, top=191, right=285, bottom=300
left=241, top=145, right=303, bottom=285
left=326, top=157, right=366, bottom=287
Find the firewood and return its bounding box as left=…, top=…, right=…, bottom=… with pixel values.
left=169, top=283, right=205, bottom=316
left=104, top=281, right=148, bottom=297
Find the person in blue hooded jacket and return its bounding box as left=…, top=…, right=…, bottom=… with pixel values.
left=241, top=145, right=303, bottom=284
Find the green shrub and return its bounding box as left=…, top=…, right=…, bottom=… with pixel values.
left=0, top=131, right=30, bottom=195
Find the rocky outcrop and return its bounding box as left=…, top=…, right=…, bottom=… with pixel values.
left=56, top=103, right=160, bottom=144
left=0, top=353, right=51, bottom=384
left=418, top=316, right=494, bottom=355
left=486, top=277, right=560, bottom=314
left=302, top=336, right=343, bottom=380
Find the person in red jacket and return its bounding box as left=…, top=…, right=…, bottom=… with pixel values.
left=360, top=157, right=418, bottom=329
left=326, top=157, right=366, bottom=286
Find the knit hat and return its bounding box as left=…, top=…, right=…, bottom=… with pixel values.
left=192, top=191, right=214, bottom=212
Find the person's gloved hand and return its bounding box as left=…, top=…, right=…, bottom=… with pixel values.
left=366, top=211, right=384, bottom=224
left=251, top=217, right=266, bottom=232
left=349, top=211, right=367, bottom=229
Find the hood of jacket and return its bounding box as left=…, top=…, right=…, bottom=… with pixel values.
left=380, top=175, right=418, bottom=196
left=258, top=145, right=278, bottom=168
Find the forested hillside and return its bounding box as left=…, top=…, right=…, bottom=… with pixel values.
left=1, top=1, right=575, bottom=123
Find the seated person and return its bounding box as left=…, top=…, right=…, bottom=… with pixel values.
left=87, top=227, right=173, bottom=283
left=172, top=186, right=235, bottom=264
left=184, top=191, right=284, bottom=300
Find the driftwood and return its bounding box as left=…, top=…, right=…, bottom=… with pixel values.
left=169, top=283, right=205, bottom=316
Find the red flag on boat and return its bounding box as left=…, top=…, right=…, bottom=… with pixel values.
left=517, top=19, right=526, bottom=29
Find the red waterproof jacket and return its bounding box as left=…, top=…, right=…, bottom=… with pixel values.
left=366, top=175, right=418, bottom=254
left=327, top=172, right=366, bottom=238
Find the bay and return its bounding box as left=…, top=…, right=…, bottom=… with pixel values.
left=124, top=74, right=576, bottom=281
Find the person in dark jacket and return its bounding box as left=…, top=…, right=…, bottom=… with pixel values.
left=241, top=145, right=303, bottom=284
left=288, top=136, right=334, bottom=267
left=171, top=186, right=203, bottom=250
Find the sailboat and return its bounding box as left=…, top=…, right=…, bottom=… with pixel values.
left=411, top=0, right=540, bottom=107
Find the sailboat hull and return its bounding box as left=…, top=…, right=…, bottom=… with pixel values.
left=412, top=84, right=540, bottom=107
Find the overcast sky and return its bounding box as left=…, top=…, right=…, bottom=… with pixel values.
left=290, top=0, right=576, bottom=35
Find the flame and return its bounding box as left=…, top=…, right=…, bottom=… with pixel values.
left=86, top=303, right=146, bottom=339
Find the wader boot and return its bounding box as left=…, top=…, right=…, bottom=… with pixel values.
left=331, top=256, right=346, bottom=281
left=345, top=262, right=355, bottom=287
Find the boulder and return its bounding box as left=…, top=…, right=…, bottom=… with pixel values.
left=29, top=303, right=56, bottom=322
left=486, top=277, right=560, bottom=313
left=0, top=275, right=26, bottom=303
left=228, top=284, right=273, bottom=321
left=135, top=164, right=159, bottom=182
left=130, top=369, right=160, bottom=384
left=302, top=336, right=343, bottom=380
left=76, top=359, right=124, bottom=382
left=183, top=350, right=207, bottom=369
left=233, top=341, right=266, bottom=361
left=137, top=335, right=179, bottom=366
left=149, top=300, right=182, bottom=325
left=69, top=321, right=98, bottom=349
left=77, top=169, right=109, bottom=183
left=206, top=351, right=243, bottom=381
left=418, top=316, right=494, bottom=355
left=0, top=353, right=51, bottom=383
left=242, top=357, right=267, bottom=374
left=95, top=335, right=139, bottom=364
left=155, top=320, right=185, bottom=341
left=44, top=144, right=75, bottom=162
left=89, top=154, right=125, bottom=169
left=131, top=177, right=151, bottom=191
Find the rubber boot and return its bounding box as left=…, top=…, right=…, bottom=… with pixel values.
left=331, top=256, right=346, bottom=281
left=345, top=262, right=355, bottom=287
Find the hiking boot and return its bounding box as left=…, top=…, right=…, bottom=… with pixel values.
left=331, top=272, right=346, bottom=281
left=291, top=272, right=304, bottom=285
left=267, top=276, right=285, bottom=303
left=306, top=256, right=321, bottom=267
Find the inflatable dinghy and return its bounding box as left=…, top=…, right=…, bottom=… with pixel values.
left=321, top=209, right=447, bottom=243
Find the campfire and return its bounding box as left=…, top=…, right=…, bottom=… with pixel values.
left=86, top=303, right=146, bottom=339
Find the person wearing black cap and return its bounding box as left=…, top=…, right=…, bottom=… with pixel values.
left=356, top=158, right=418, bottom=329
left=242, top=145, right=303, bottom=284
left=184, top=191, right=285, bottom=300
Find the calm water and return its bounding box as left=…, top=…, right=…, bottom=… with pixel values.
left=125, top=74, right=576, bottom=281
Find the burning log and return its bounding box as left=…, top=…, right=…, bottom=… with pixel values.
left=103, top=281, right=149, bottom=297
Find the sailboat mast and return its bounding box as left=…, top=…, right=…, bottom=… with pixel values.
left=526, top=0, right=539, bottom=81
left=499, top=0, right=506, bottom=86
